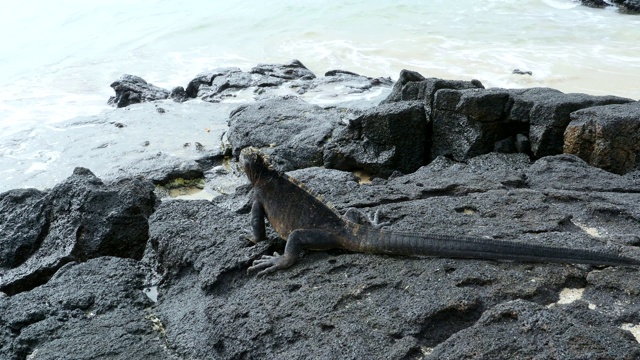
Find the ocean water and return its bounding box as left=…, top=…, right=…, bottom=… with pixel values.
left=0, top=0, right=639, bottom=187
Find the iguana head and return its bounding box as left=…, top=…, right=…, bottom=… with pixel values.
left=240, top=147, right=272, bottom=185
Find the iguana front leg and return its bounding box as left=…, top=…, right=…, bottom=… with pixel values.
left=243, top=200, right=266, bottom=244
left=247, top=229, right=340, bottom=276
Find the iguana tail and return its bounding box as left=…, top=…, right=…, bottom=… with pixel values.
left=370, top=231, right=640, bottom=266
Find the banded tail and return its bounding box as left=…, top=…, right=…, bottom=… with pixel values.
left=367, top=231, right=640, bottom=267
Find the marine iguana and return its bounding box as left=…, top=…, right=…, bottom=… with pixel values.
left=240, top=147, right=640, bottom=276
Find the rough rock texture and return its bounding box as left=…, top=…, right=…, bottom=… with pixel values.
left=424, top=86, right=633, bottom=161
left=287, top=69, right=393, bottom=98
left=184, top=60, right=319, bottom=103
left=508, top=88, right=632, bottom=158
left=0, top=168, right=156, bottom=295
left=564, top=101, right=640, bottom=175
left=226, top=96, right=342, bottom=170
left=428, top=299, right=640, bottom=359
left=251, top=59, right=316, bottom=81
left=181, top=60, right=392, bottom=104
left=145, top=152, right=640, bottom=359
left=169, top=86, right=188, bottom=102
left=380, top=69, right=484, bottom=108
left=227, top=96, right=428, bottom=175
left=580, top=0, right=609, bottom=8
left=108, top=74, right=170, bottom=108
left=432, top=88, right=519, bottom=161
left=185, top=67, right=254, bottom=102
left=324, top=101, right=427, bottom=175
left=0, top=189, right=48, bottom=268
left=225, top=72, right=634, bottom=176
left=610, top=0, right=640, bottom=13
left=0, top=257, right=171, bottom=360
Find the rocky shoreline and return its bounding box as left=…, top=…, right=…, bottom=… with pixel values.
left=1, top=60, right=640, bottom=359
left=579, top=0, right=640, bottom=14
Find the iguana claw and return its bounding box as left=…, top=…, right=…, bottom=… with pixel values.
left=239, top=230, right=258, bottom=244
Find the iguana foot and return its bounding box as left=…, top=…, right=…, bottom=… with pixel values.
left=344, top=208, right=390, bottom=228
left=247, top=252, right=295, bottom=277
left=369, top=209, right=391, bottom=228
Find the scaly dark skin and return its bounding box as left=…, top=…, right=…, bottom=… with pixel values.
left=240, top=147, right=640, bottom=276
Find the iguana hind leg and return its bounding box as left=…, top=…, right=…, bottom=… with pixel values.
left=247, top=229, right=340, bottom=277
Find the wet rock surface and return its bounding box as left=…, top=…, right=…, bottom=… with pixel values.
left=3, top=66, right=640, bottom=359
left=0, top=100, right=232, bottom=193
left=0, top=60, right=391, bottom=194
left=183, top=60, right=391, bottom=104
left=108, top=74, right=170, bottom=108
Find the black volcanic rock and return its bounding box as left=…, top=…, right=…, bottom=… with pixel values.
left=107, top=74, right=170, bottom=108
left=324, top=100, right=427, bottom=175
left=0, top=168, right=156, bottom=295
left=616, top=0, right=640, bottom=13
left=10, top=65, right=640, bottom=359
left=226, top=96, right=341, bottom=171
left=380, top=69, right=484, bottom=108
left=431, top=88, right=516, bottom=161
left=145, top=152, right=640, bottom=359
left=169, top=86, right=188, bottom=102
left=428, top=299, right=640, bottom=359
left=185, top=67, right=244, bottom=99
left=508, top=88, right=632, bottom=158
left=579, top=0, right=609, bottom=8
left=0, top=189, right=48, bottom=268
left=250, top=59, right=316, bottom=80
left=564, top=101, right=640, bottom=175
left=0, top=257, right=169, bottom=360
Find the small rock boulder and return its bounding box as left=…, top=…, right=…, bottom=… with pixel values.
left=107, top=74, right=170, bottom=108
left=564, top=101, right=640, bottom=174
left=250, top=59, right=316, bottom=80
left=226, top=96, right=341, bottom=170
left=187, top=67, right=257, bottom=102
left=381, top=69, right=484, bottom=109
left=431, top=88, right=519, bottom=161
left=508, top=88, right=632, bottom=158
left=611, top=0, right=640, bottom=13
left=169, top=86, right=188, bottom=102
left=324, top=101, right=427, bottom=175
left=579, top=0, right=609, bottom=8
